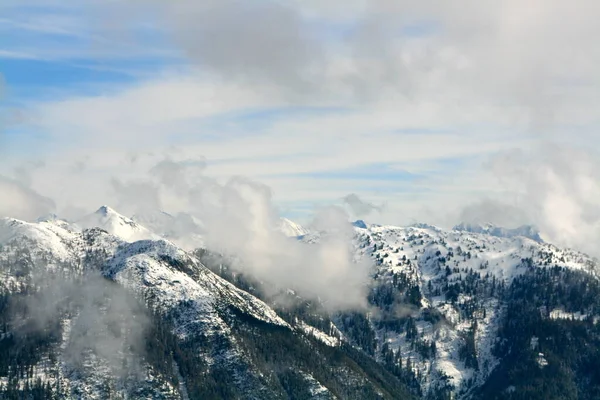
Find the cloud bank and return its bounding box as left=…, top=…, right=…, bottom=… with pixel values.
left=487, top=145, right=600, bottom=256
left=93, top=0, right=600, bottom=117
left=113, top=158, right=371, bottom=310
left=2, top=1, right=600, bottom=263
left=0, top=175, right=56, bottom=220
left=343, top=193, right=383, bottom=218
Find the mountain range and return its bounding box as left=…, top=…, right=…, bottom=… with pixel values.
left=1, top=206, right=599, bottom=399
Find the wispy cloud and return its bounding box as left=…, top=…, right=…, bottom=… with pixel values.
left=0, top=49, right=42, bottom=60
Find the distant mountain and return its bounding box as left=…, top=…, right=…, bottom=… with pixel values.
left=278, top=217, right=309, bottom=237
left=352, top=219, right=368, bottom=229
left=36, top=213, right=61, bottom=223
left=130, top=211, right=308, bottom=246
left=453, top=222, right=543, bottom=243
left=131, top=209, right=205, bottom=250
left=409, top=222, right=443, bottom=231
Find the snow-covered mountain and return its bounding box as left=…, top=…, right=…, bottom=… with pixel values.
left=0, top=209, right=413, bottom=399
left=278, top=217, right=310, bottom=237
left=3, top=206, right=600, bottom=399
left=362, top=224, right=598, bottom=397
left=76, top=205, right=162, bottom=243
left=453, top=222, right=543, bottom=243
left=296, top=222, right=600, bottom=398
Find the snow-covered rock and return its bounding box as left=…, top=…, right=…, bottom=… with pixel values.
left=76, top=205, right=162, bottom=243
left=279, top=217, right=309, bottom=237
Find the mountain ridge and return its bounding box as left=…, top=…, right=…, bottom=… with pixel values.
left=2, top=206, right=600, bottom=399
left=452, top=222, right=544, bottom=243
left=0, top=210, right=415, bottom=399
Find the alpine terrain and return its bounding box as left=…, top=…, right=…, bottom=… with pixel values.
left=1, top=207, right=600, bottom=400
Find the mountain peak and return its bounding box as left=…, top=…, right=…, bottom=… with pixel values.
left=352, top=220, right=368, bottom=229
left=279, top=217, right=309, bottom=237
left=95, top=205, right=118, bottom=217
left=77, top=206, right=161, bottom=243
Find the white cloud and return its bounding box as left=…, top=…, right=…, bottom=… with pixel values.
left=114, top=0, right=600, bottom=119
left=0, top=175, right=55, bottom=220
left=14, top=81, right=526, bottom=224
left=342, top=193, right=382, bottom=218
left=0, top=49, right=43, bottom=60
left=111, top=159, right=371, bottom=310
left=481, top=145, right=600, bottom=256
left=29, top=75, right=286, bottom=148
left=2, top=0, right=600, bottom=260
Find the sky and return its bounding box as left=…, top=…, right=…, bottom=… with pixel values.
left=1, top=0, right=600, bottom=255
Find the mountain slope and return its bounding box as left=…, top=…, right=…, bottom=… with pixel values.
left=279, top=218, right=309, bottom=237
left=476, top=265, right=600, bottom=400
left=293, top=223, right=600, bottom=399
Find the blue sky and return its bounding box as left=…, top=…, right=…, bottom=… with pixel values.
left=1, top=0, right=600, bottom=254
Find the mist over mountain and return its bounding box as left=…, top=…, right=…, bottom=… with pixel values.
left=452, top=222, right=544, bottom=243
left=2, top=1, right=600, bottom=399
left=2, top=204, right=600, bottom=399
